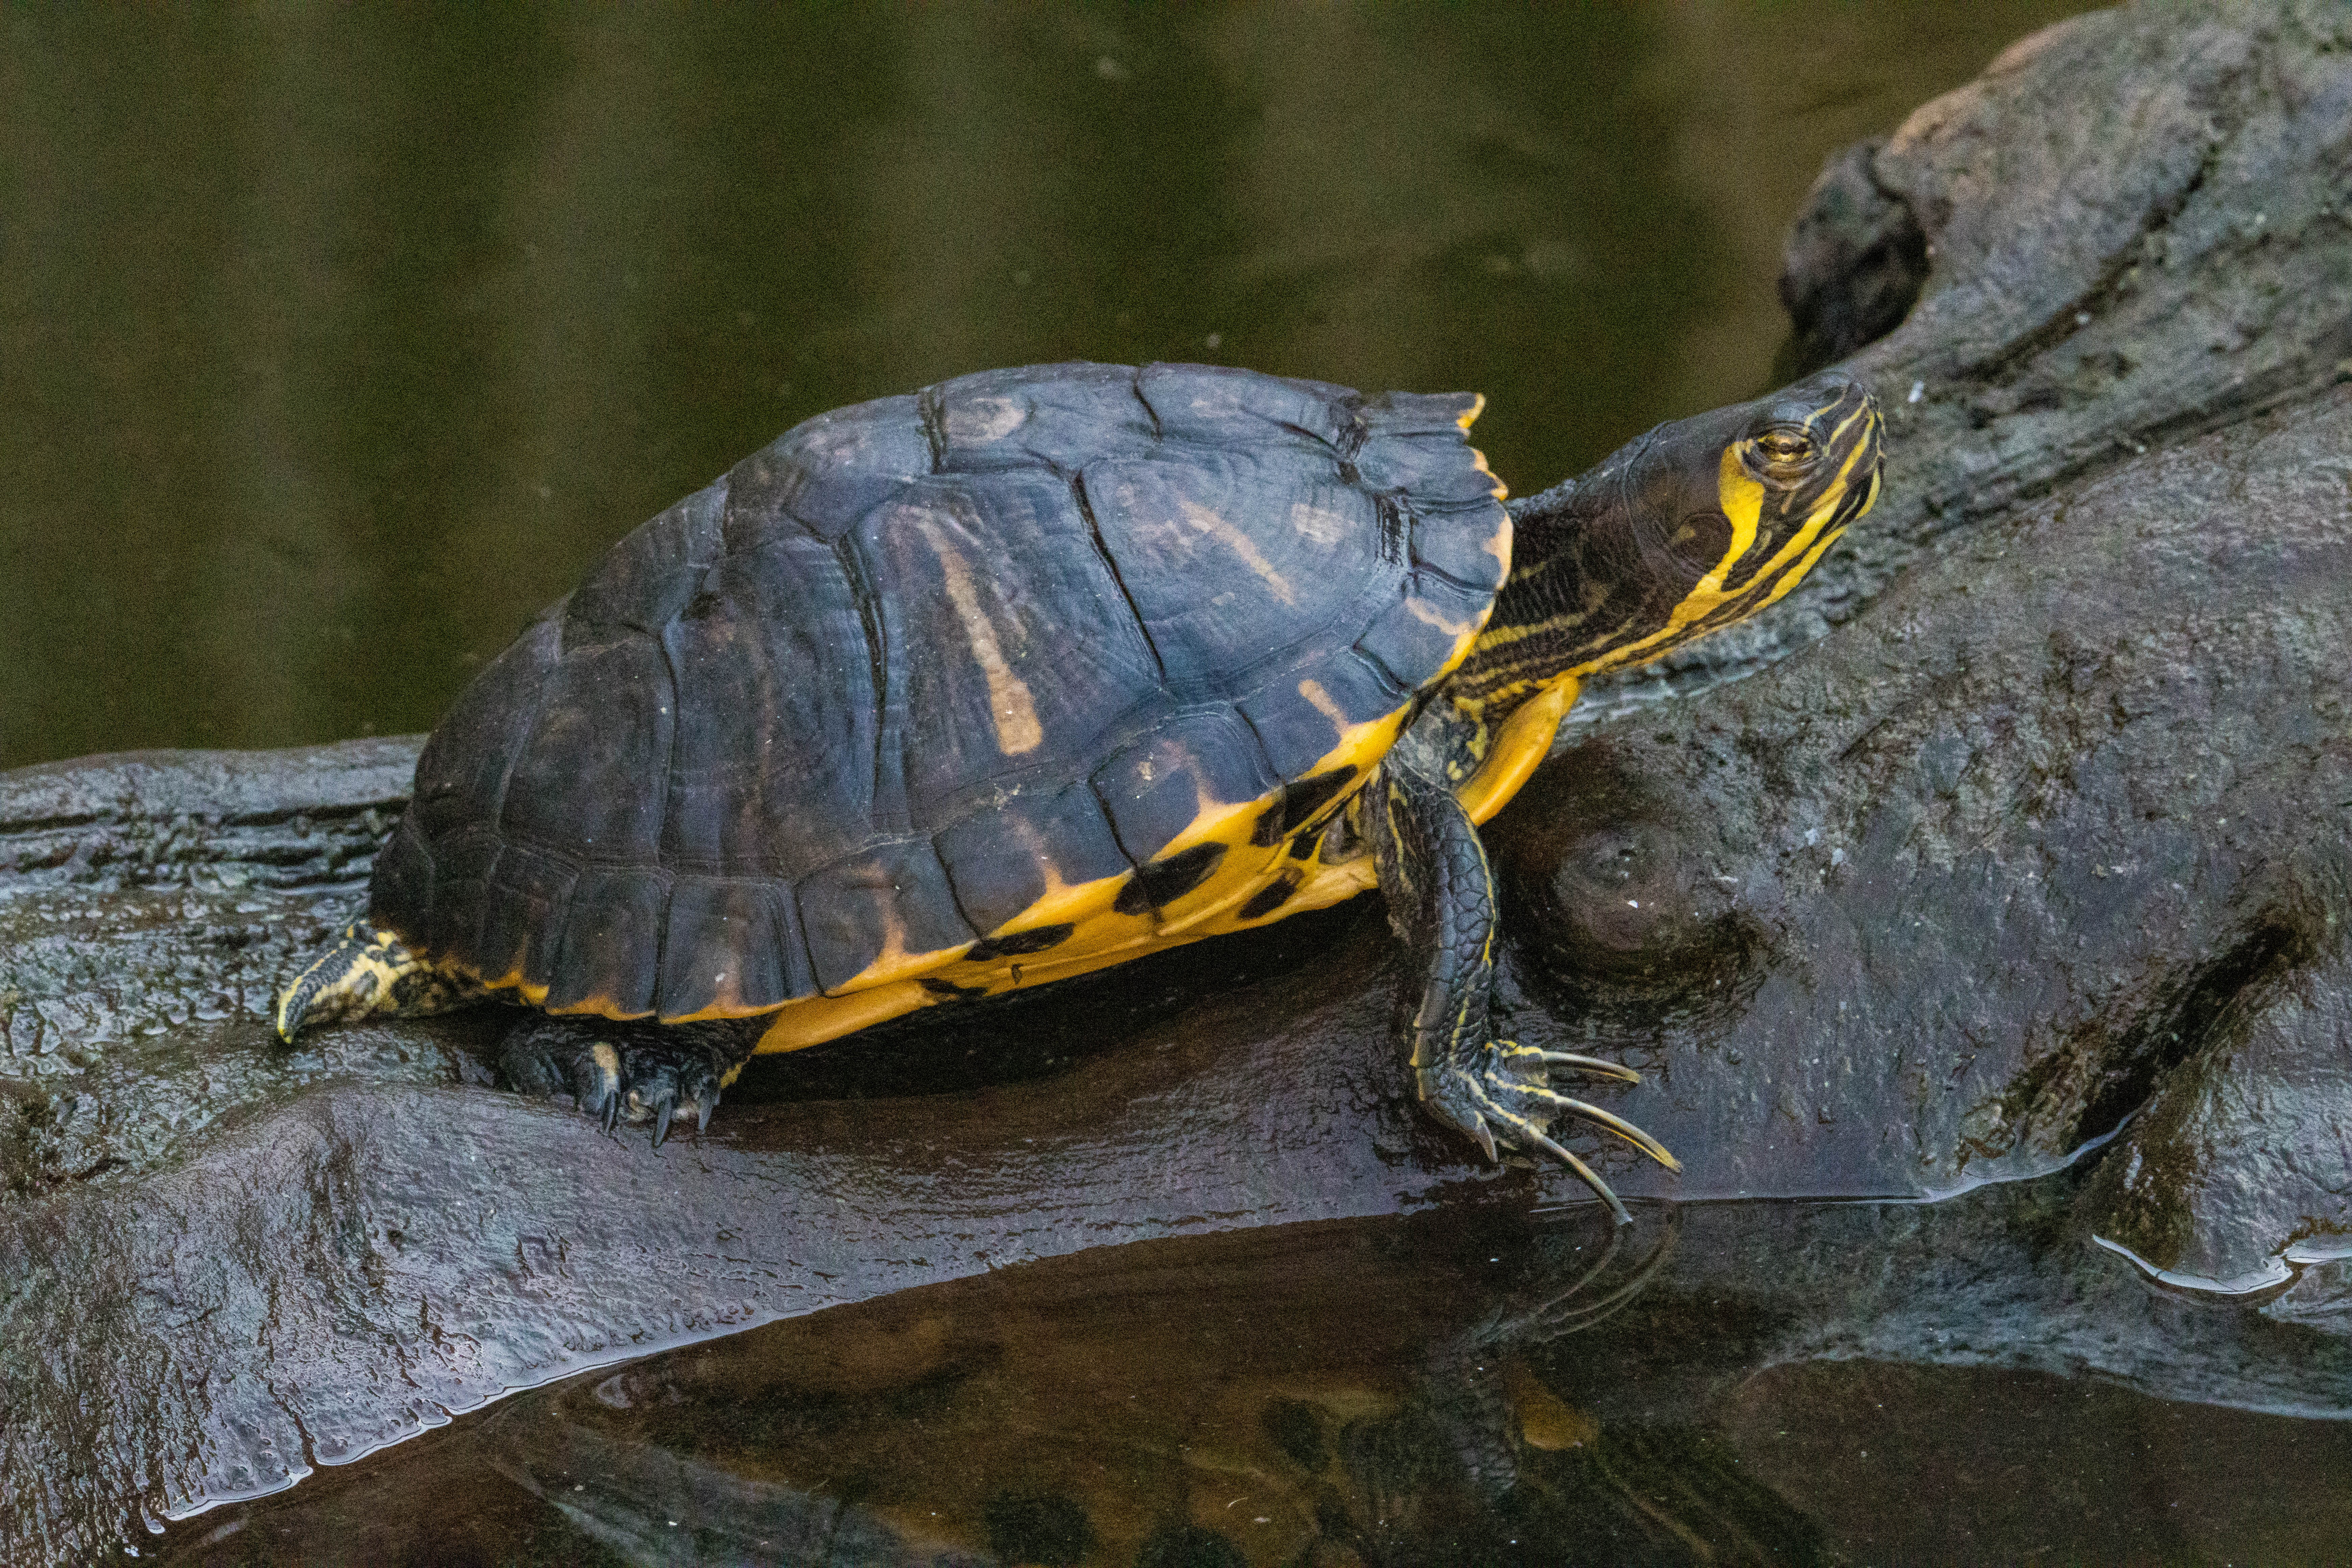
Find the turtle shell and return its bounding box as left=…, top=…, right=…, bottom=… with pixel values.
left=369, top=362, right=1509, bottom=1033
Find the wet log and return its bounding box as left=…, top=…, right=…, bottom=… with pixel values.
left=5, top=0, right=2351, bottom=1557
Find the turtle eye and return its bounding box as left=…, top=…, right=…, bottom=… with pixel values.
left=1748, top=426, right=1818, bottom=480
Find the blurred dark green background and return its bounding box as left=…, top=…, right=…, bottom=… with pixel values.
left=0, top=2, right=2082, bottom=769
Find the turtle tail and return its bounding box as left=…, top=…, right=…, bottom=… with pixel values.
left=275, top=918, right=486, bottom=1042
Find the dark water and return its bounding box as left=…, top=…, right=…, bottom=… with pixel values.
left=2, top=1, right=2080, bottom=770
left=155, top=1192, right=2352, bottom=1567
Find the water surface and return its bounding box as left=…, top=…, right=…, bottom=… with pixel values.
left=2, top=0, right=2081, bottom=768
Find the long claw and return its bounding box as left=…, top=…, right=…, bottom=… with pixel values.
left=1468, top=1110, right=1499, bottom=1162
left=1527, top=1049, right=1642, bottom=1085
left=1502, top=1086, right=1682, bottom=1171
left=695, top=1096, right=714, bottom=1133
left=651, top=1094, right=676, bottom=1148
left=599, top=1087, right=622, bottom=1135
left=1468, top=1083, right=1635, bottom=1225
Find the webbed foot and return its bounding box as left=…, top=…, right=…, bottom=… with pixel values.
left=497, top=1017, right=758, bottom=1147
left=276, top=918, right=484, bottom=1042
left=1422, top=1042, right=1680, bottom=1225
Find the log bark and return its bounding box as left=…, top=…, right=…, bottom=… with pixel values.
left=4, top=0, right=2351, bottom=1557
left=1572, top=0, right=2352, bottom=722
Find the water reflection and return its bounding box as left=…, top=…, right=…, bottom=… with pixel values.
left=2, top=2, right=2083, bottom=768
left=156, top=1185, right=2352, bottom=1567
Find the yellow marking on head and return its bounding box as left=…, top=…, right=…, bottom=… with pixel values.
left=1455, top=677, right=1578, bottom=825
left=1554, top=445, right=1774, bottom=680
left=1747, top=524, right=1847, bottom=618
left=908, top=510, right=1044, bottom=756
left=1176, top=498, right=1295, bottom=605
left=1825, top=397, right=1875, bottom=454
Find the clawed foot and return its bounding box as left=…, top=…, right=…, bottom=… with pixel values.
left=1422, top=1042, right=1680, bottom=1224
left=498, top=1018, right=750, bottom=1147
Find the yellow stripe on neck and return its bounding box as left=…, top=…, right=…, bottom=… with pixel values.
left=1560, top=445, right=1765, bottom=680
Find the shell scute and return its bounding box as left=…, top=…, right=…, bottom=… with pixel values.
left=1232, top=645, right=1406, bottom=781
left=666, top=534, right=878, bottom=879
left=413, top=827, right=498, bottom=962
left=1136, top=362, right=1354, bottom=449
left=859, top=473, right=1158, bottom=823
left=932, top=362, right=1150, bottom=473
left=474, top=842, right=578, bottom=997
left=1090, top=708, right=1281, bottom=868
left=1080, top=450, right=1382, bottom=690
left=725, top=393, right=930, bottom=549
left=564, top=477, right=727, bottom=635
left=544, top=866, right=666, bottom=1016
left=407, top=615, right=563, bottom=848
left=1357, top=389, right=1484, bottom=440
left=933, top=781, right=1130, bottom=938
left=501, top=631, right=675, bottom=864
left=659, top=876, right=809, bottom=1019
left=793, top=837, right=976, bottom=995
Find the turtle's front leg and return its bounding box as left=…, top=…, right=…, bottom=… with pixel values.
left=498, top=1015, right=765, bottom=1146
left=1367, top=759, right=1679, bottom=1223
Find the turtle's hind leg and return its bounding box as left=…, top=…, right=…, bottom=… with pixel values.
left=275, top=918, right=485, bottom=1042
left=498, top=1016, right=763, bottom=1146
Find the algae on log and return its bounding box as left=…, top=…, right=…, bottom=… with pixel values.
left=5, top=0, right=2352, bottom=1558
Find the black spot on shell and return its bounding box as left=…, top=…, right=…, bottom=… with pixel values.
left=1253, top=768, right=1361, bottom=847
left=1238, top=869, right=1304, bottom=921
left=919, top=977, right=987, bottom=1000
left=1284, top=767, right=1358, bottom=832
left=965, top=923, right=1075, bottom=962
left=1113, top=842, right=1227, bottom=915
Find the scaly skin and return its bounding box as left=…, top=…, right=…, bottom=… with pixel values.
left=274, top=920, right=484, bottom=1038
left=1366, top=758, right=1680, bottom=1222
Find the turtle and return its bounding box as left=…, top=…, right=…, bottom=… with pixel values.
left=278, top=360, right=1881, bottom=1219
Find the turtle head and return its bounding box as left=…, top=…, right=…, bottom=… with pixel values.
left=1454, top=370, right=1881, bottom=706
